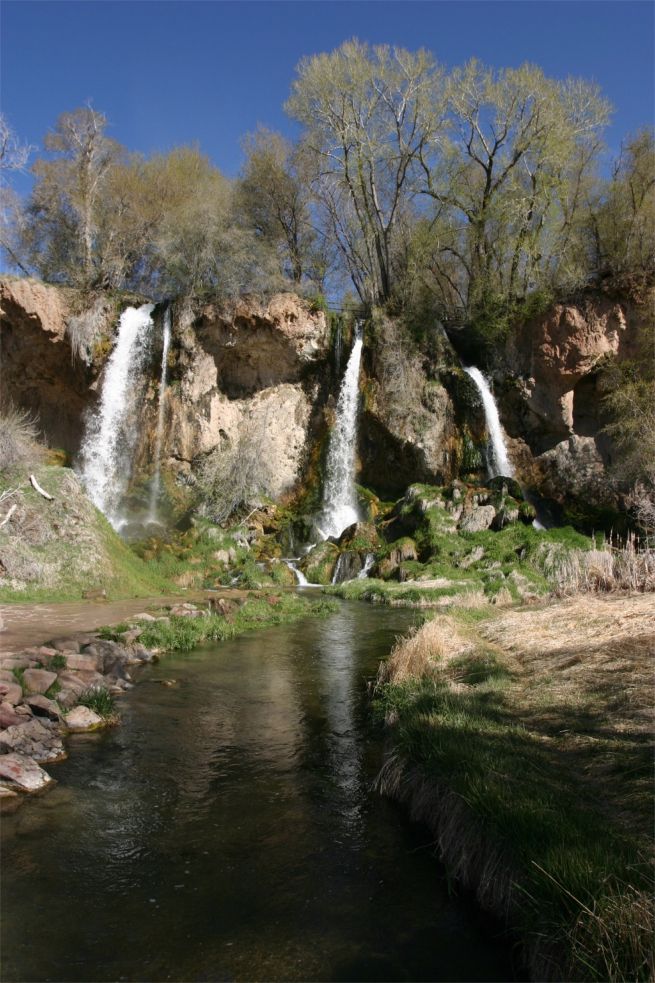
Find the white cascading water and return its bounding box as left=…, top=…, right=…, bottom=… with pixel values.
left=358, top=552, right=375, bottom=579
left=147, top=306, right=172, bottom=523
left=464, top=366, right=514, bottom=478
left=79, top=304, right=154, bottom=528
left=317, top=323, right=364, bottom=540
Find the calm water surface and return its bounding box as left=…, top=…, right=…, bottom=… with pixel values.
left=1, top=602, right=515, bottom=982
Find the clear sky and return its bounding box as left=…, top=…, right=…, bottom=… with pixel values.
left=2, top=0, right=654, bottom=195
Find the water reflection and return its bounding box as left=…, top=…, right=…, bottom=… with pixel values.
left=2, top=602, right=515, bottom=982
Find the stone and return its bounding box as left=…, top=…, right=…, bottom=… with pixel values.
left=132, top=612, right=156, bottom=622
left=0, top=670, right=16, bottom=684
left=459, top=506, right=496, bottom=533
left=0, top=719, right=65, bottom=762
left=55, top=671, right=87, bottom=695
left=0, top=753, right=54, bottom=792
left=59, top=669, right=104, bottom=692
left=0, top=702, right=25, bottom=729
left=65, top=653, right=101, bottom=673
left=49, top=637, right=81, bottom=653
left=21, top=669, right=57, bottom=696
left=82, top=588, right=107, bottom=600
left=0, top=657, right=29, bottom=671
left=0, top=681, right=23, bottom=706
left=65, top=706, right=105, bottom=732
left=458, top=545, right=486, bottom=569
left=56, top=689, right=80, bottom=710
left=25, top=695, right=64, bottom=722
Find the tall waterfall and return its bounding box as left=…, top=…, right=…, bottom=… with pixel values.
left=79, top=304, right=154, bottom=528
left=147, top=306, right=172, bottom=523
left=464, top=366, right=514, bottom=478
left=318, top=323, right=364, bottom=540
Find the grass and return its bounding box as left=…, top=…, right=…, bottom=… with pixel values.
left=374, top=595, right=654, bottom=981
left=102, top=594, right=339, bottom=653
left=79, top=685, right=118, bottom=722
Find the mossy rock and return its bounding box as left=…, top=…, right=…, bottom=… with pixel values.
left=301, top=541, right=339, bottom=585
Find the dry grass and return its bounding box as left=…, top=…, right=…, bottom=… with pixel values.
left=547, top=536, right=655, bottom=593
left=0, top=404, right=43, bottom=474
left=375, top=592, right=655, bottom=981
left=378, top=615, right=471, bottom=685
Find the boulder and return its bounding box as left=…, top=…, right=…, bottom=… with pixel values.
left=21, top=669, right=57, bottom=696
left=0, top=681, right=24, bottom=706
left=0, top=719, right=65, bottom=762
left=64, top=653, right=101, bottom=673
left=0, top=656, right=29, bottom=671
left=459, top=506, right=496, bottom=533
left=24, top=695, right=64, bottom=722
left=0, top=753, right=54, bottom=792
left=49, top=637, right=81, bottom=653
left=0, top=702, right=24, bottom=729
left=64, top=706, right=105, bottom=732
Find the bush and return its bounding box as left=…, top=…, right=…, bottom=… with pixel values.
left=0, top=403, right=41, bottom=473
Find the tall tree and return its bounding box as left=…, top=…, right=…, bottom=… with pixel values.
left=237, top=128, right=323, bottom=287
left=287, top=39, right=446, bottom=305
left=22, top=107, right=123, bottom=287
left=420, top=61, right=610, bottom=311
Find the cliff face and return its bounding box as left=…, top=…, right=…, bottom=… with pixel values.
left=155, top=293, right=330, bottom=498
left=1, top=275, right=647, bottom=528
left=497, top=291, right=651, bottom=515
left=0, top=278, right=96, bottom=455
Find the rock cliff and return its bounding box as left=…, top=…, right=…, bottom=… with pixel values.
left=496, top=290, right=652, bottom=518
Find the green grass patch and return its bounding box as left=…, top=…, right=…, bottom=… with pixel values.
left=376, top=625, right=653, bottom=981
left=79, top=685, right=117, bottom=720
left=134, top=594, right=338, bottom=653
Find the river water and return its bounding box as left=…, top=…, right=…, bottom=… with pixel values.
left=1, top=602, right=515, bottom=982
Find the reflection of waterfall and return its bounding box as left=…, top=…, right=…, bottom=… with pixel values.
left=148, top=306, right=172, bottom=523
left=464, top=366, right=514, bottom=478
left=318, top=323, right=364, bottom=540
left=79, top=304, right=154, bottom=528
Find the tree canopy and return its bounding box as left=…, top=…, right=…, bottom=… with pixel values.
left=1, top=43, right=653, bottom=314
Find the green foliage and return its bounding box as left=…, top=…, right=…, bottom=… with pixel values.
left=48, top=653, right=67, bottom=670
left=134, top=594, right=337, bottom=653
left=79, top=685, right=116, bottom=719
left=377, top=650, right=653, bottom=981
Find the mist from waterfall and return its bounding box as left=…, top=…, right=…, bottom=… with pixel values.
left=78, top=304, right=154, bottom=528
left=464, top=366, right=514, bottom=478
left=317, top=323, right=364, bottom=540
left=147, top=306, right=172, bottom=523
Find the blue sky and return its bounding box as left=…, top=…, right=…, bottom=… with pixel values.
left=2, top=0, right=654, bottom=195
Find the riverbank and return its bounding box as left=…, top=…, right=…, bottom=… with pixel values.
left=374, top=592, right=654, bottom=982
left=0, top=591, right=337, bottom=809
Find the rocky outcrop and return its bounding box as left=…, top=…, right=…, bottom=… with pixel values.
left=0, top=278, right=95, bottom=454
left=0, top=277, right=331, bottom=509
left=497, top=290, right=652, bottom=518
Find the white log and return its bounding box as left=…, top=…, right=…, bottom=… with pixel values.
left=29, top=475, right=54, bottom=501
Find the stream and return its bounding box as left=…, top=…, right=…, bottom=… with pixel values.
left=1, top=601, right=515, bottom=982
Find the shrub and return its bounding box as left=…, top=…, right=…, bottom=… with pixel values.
left=0, top=403, right=41, bottom=473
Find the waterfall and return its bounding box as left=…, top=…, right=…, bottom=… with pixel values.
left=79, top=304, right=154, bottom=528
left=284, top=559, right=316, bottom=587
left=147, top=306, right=172, bottom=523
left=357, top=553, right=375, bottom=579
left=464, top=366, right=514, bottom=479
left=317, top=323, right=364, bottom=540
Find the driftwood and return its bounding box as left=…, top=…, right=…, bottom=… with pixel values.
left=29, top=475, right=54, bottom=501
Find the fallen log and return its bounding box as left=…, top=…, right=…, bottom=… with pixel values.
left=29, top=475, right=54, bottom=501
